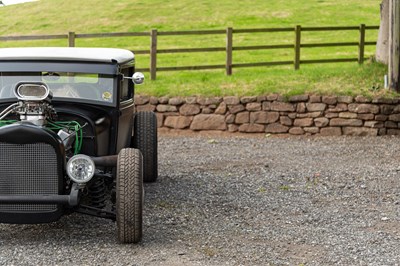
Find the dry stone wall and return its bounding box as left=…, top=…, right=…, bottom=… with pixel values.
left=134, top=94, right=400, bottom=136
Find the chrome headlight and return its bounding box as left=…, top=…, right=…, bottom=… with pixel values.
left=66, top=154, right=95, bottom=183
left=14, top=82, right=52, bottom=101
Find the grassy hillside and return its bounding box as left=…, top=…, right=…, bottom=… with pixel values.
left=0, top=0, right=390, bottom=97
left=0, top=0, right=380, bottom=34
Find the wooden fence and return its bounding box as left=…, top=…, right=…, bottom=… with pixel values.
left=0, top=24, right=379, bottom=80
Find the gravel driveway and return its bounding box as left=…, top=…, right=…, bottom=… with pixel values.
left=1, top=134, right=400, bottom=265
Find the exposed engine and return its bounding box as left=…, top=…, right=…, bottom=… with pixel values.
left=0, top=82, right=83, bottom=155
left=14, top=101, right=56, bottom=126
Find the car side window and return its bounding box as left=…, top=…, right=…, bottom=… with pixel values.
left=120, top=68, right=133, bottom=101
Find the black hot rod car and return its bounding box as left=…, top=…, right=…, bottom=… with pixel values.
left=0, top=47, right=157, bottom=244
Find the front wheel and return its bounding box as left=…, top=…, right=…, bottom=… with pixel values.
left=116, top=148, right=143, bottom=244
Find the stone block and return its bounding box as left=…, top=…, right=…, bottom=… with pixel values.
left=227, top=124, right=239, bottom=132
left=246, top=102, right=262, bottom=111
left=169, top=97, right=184, bottom=106
left=164, top=116, right=192, bottom=129
left=337, top=96, right=353, bottom=103
left=357, top=113, right=374, bottom=120
left=297, top=112, right=322, bottom=118
left=320, top=127, right=342, bottom=136
left=228, top=104, right=245, bottom=114
left=322, top=96, right=337, bottom=105
left=201, top=107, right=213, bottom=114
left=158, top=96, right=169, bottom=104
left=156, top=113, right=164, bottom=128
left=375, top=114, right=388, bottom=121
left=185, top=97, right=197, bottom=104
left=306, top=103, right=327, bottom=112
left=330, top=118, right=363, bottom=127
left=389, top=114, right=400, bottom=122
left=355, top=96, right=371, bottom=103
left=328, top=103, right=348, bottom=112
left=304, top=127, right=320, bottom=134
left=342, top=127, right=378, bottom=136
left=250, top=112, right=279, bottom=124
left=378, top=128, right=387, bottom=136
left=179, top=104, right=201, bottom=116
left=198, top=97, right=223, bottom=105
left=289, top=127, right=305, bottom=135
left=280, top=116, right=292, bottom=126
left=314, top=117, right=329, bottom=127
left=163, top=112, right=179, bottom=117
left=348, top=104, right=379, bottom=114
left=136, top=104, right=156, bottom=112
left=393, top=105, right=400, bottom=113
left=240, top=96, right=257, bottom=104
left=215, top=102, right=227, bottom=114
left=262, top=101, right=271, bottom=111
left=385, top=121, right=398, bottom=128
left=325, top=113, right=339, bottom=118
left=271, top=102, right=295, bottom=112
left=190, top=114, right=226, bottom=131
left=257, top=96, right=267, bottom=102
left=149, top=96, right=159, bottom=105
left=339, top=112, right=357, bottom=119
left=387, top=129, right=400, bottom=135
left=134, top=95, right=150, bottom=105
left=265, top=123, right=289, bottom=133
left=380, top=105, right=395, bottom=115
left=296, top=102, right=306, bottom=113
left=372, top=98, right=395, bottom=104
left=266, top=94, right=278, bottom=101
left=288, top=95, right=309, bottom=102
left=294, top=118, right=313, bottom=127
left=225, top=114, right=235, bottom=124
left=156, top=104, right=177, bottom=112
left=364, top=121, right=384, bottom=128
left=309, top=95, right=321, bottom=103
left=235, top=112, right=250, bottom=124
left=238, top=123, right=265, bottom=133
left=223, top=96, right=240, bottom=105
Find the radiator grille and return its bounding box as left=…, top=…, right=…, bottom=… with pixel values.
left=0, top=142, right=59, bottom=212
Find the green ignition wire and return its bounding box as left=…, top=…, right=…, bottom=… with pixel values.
left=0, top=120, right=17, bottom=127
left=47, top=120, right=84, bottom=155
left=0, top=119, right=84, bottom=154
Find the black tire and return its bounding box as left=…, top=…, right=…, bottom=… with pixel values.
left=116, top=148, right=143, bottom=244
left=133, top=111, right=158, bottom=183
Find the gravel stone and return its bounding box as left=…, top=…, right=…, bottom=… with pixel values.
left=1, top=134, right=400, bottom=265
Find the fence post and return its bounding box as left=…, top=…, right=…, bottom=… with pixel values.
left=294, top=25, right=301, bottom=70
left=68, top=32, right=75, bottom=47
left=389, top=0, right=400, bottom=91
left=358, top=24, right=366, bottom=64
left=226, top=27, right=233, bottom=75
left=150, top=29, right=158, bottom=80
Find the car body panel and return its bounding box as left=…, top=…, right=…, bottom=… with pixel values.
left=0, top=47, right=139, bottom=223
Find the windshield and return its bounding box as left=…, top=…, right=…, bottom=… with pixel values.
left=0, top=72, right=115, bottom=105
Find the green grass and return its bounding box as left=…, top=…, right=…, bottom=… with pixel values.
left=0, top=0, right=391, bottom=97
left=141, top=62, right=390, bottom=98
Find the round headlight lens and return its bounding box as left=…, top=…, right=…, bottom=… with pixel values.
left=66, top=154, right=95, bottom=183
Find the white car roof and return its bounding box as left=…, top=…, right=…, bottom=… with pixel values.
left=0, top=47, right=135, bottom=64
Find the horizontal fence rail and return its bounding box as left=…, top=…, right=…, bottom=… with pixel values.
left=0, top=24, right=379, bottom=80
